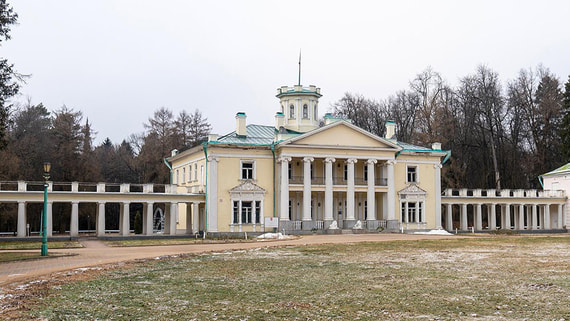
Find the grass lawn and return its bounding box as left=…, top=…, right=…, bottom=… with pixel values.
left=0, top=241, right=82, bottom=250
left=7, top=236, right=570, bottom=320
left=0, top=251, right=75, bottom=263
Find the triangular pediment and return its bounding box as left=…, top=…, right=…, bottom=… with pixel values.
left=279, top=121, right=401, bottom=150
left=229, top=180, right=266, bottom=194
left=398, top=184, right=427, bottom=196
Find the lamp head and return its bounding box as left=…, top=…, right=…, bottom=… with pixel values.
left=43, top=162, right=51, bottom=181
left=43, top=162, right=51, bottom=174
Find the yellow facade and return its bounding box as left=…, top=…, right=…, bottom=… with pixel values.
left=167, top=85, right=448, bottom=234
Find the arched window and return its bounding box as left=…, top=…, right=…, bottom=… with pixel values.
left=302, top=104, right=308, bottom=118
left=289, top=104, right=295, bottom=118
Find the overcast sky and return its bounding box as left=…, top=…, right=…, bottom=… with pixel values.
left=4, top=0, right=570, bottom=145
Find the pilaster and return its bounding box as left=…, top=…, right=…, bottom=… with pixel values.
left=279, top=157, right=291, bottom=221
left=207, top=156, right=219, bottom=232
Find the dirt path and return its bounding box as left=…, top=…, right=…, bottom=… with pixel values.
left=0, top=233, right=461, bottom=288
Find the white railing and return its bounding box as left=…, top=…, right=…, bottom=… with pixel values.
left=443, top=188, right=565, bottom=198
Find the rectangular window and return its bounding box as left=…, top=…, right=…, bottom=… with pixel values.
left=288, top=163, right=292, bottom=180
left=233, top=201, right=239, bottom=224
left=242, top=201, right=252, bottom=223
left=344, top=165, right=348, bottom=181
left=310, top=164, right=314, bottom=179
left=255, top=201, right=261, bottom=223
left=407, top=166, right=417, bottom=183
left=182, top=168, right=186, bottom=183
left=175, top=169, right=179, bottom=184
left=194, top=164, right=197, bottom=181
left=241, top=161, right=254, bottom=179
left=288, top=200, right=292, bottom=220
left=364, top=164, right=368, bottom=181
left=408, top=202, right=416, bottom=222
left=364, top=200, right=368, bottom=220
left=200, top=165, right=204, bottom=184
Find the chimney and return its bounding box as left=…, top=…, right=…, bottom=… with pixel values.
left=208, top=134, right=218, bottom=142
left=275, top=112, right=285, bottom=129
left=385, top=120, right=396, bottom=140
left=171, top=149, right=179, bottom=157
left=236, top=112, right=247, bottom=137
left=431, top=142, right=442, bottom=150
left=324, top=113, right=334, bottom=125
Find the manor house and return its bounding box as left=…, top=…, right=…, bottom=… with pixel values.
left=167, top=83, right=449, bottom=234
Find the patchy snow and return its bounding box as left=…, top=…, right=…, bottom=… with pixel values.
left=413, top=229, right=453, bottom=235
left=256, top=232, right=293, bottom=240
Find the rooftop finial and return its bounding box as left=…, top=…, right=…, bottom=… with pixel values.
left=298, top=49, right=301, bottom=86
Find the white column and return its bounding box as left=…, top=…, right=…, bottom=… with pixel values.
left=185, top=203, right=193, bottom=234
left=17, top=201, right=26, bottom=237
left=446, top=203, right=453, bottom=231
left=207, top=156, right=219, bottom=232
left=366, top=159, right=377, bottom=221
left=489, top=204, right=497, bottom=230
left=192, top=202, right=200, bottom=234
left=434, top=164, right=443, bottom=229
left=531, top=204, right=538, bottom=230
left=557, top=204, right=563, bottom=229
left=120, top=202, right=130, bottom=236
left=460, top=204, right=468, bottom=230
left=279, top=157, right=291, bottom=221
left=324, top=158, right=335, bottom=222
left=475, top=203, right=482, bottom=231
left=144, top=202, right=154, bottom=235
left=96, top=202, right=106, bottom=236
left=386, top=160, right=396, bottom=220
left=404, top=202, right=409, bottom=223
left=165, top=202, right=178, bottom=235
left=302, top=157, right=314, bottom=221
left=504, top=204, right=511, bottom=230
left=544, top=204, right=551, bottom=229
left=70, top=201, right=79, bottom=237
left=518, top=204, right=525, bottom=230
left=346, top=158, right=357, bottom=221
left=46, top=201, right=53, bottom=237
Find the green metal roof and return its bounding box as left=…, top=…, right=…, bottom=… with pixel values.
left=541, top=163, right=570, bottom=177
left=396, top=141, right=432, bottom=151
left=214, top=124, right=301, bottom=146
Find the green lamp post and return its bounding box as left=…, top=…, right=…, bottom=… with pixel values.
left=41, top=162, right=51, bottom=256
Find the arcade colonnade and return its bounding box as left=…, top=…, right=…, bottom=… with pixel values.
left=441, top=189, right=567, bottom=231
left=0, top=181, right=205, bottom=237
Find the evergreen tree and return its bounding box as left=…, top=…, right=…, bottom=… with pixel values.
left=0, top=0, right=19, bottom=150
left=560, top=76, right=570, bottom=162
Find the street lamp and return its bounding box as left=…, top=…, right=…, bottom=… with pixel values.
left=41, top=162, right=51, bottom=256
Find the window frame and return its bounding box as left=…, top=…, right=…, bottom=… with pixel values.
left=240, top=160, right=255, bottom=180
left=289, top=104, right=295, bottom=118
left=302, top=104, right=308, bottom=119
left=406, top=165, right=418, bottom=183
